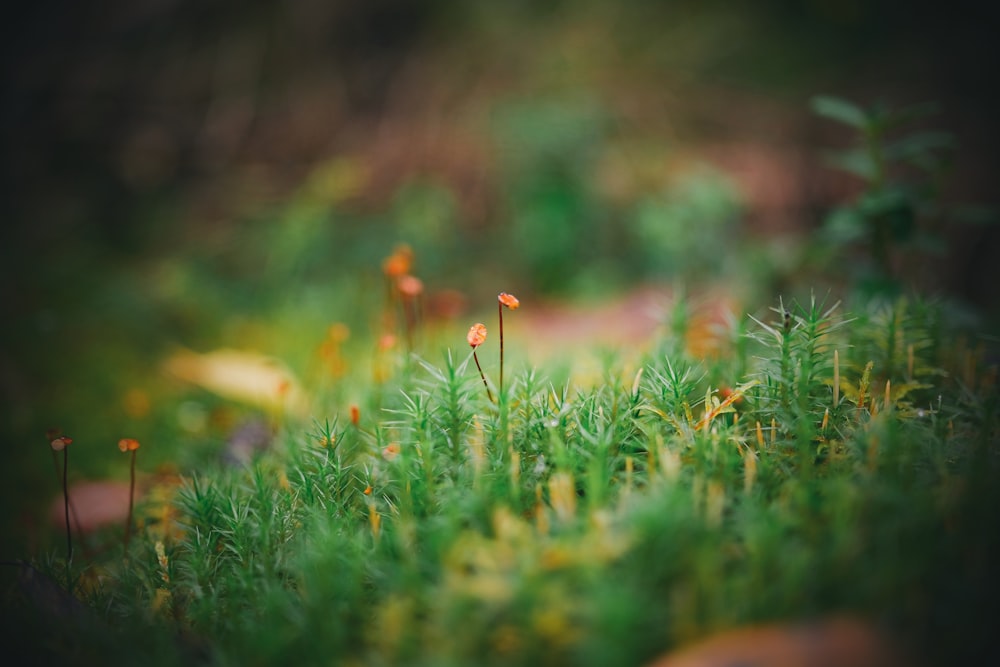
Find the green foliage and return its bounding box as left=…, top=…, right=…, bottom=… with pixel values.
left=810, top=95, right=986, bottom=297
left=490, top=97, right=747, bottom=293
left=632, top=167, right=742, bottom=279
left=492, top=96, right=612, bottom=293
left=7, top=295, right=998, bottom=666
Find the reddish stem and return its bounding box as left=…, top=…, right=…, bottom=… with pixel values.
left=473, top=350, right=495, bottom=404
left=62, top=447, right=72, bottom=563
left=499, top=300, right=505, bottom=395
left=124, top=450, right=136, bottom=552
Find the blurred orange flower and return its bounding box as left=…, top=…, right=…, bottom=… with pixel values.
left=378, top=333, right=397, bottom=350
left=397, top=275, right=424, bottom=298
left=382, top=443, right=401, bottom=461
left=382, top=244, right=413, bottom=278
left=467, top=323, right=488, bottom=348
left=327, top=322, right=350, bottom=342
left=498, top=292, right=520, bottom=310
left=50, top=436, right=72, bottom=451
left=118, top=438, right=141, bottom=452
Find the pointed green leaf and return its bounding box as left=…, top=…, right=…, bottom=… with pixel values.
left=811, top=95, right=868, bottom=129
left=884, top=131, right=955, bottom=163
left=823, top=148, right=877, bottom=180
left=822, top=207, right=867, bottom=244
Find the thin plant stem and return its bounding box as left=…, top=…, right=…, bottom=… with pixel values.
left=124, top=450, right=136, bottom=552
left=497, top=293, right=519, bottom=399
left=403, top=293, right=422, bottom=353
left=499, top=300, right=505, bottom=396
left=118, top=438, right=141, bottom=555
left=62, top=447, right=72, bottom=560
left=473, top=350, right=494, bottom=403
left=833, top=349, right=840, bottom=407
left=61, top=446, right=72, bottom=590
left=51, top=450, right=83, bottom=539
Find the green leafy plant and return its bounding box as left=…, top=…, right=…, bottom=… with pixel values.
left=811, top=95, right=957, bottom=294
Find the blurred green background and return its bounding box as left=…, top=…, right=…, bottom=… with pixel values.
left=2, top=0, right=999, bottom=553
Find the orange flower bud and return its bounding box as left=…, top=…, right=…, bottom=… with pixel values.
left=467, top=323, right=488, bottom=348
left=382, top=443, right=401, bottom=461
left=118, top=438, right=141, bottom=452
left=382, top=244, right=413, bottom=278
left=718, top=386, right=743, bottom=406
left=378, top=333, right=397, bottom=350
left=50, top=436, right=72, bottom=451
left=350, top=404, right=360, bottom=426
left=327, top=322, right=350, bottom=342
left=397, top=275, right=424, bottom=298
left=276, top=379, right=291, bottom=397
left=498, top=292, right=520, bottom=310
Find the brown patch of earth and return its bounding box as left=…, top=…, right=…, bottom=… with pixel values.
left=520, top=286, right=736, bottom=362
left=646, top=616, right=912, bottom=667
left=513, top=285, right=740, bottom=380
left=49, top=480, right=132, bottom=536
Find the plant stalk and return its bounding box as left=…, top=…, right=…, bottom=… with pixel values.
left=124, top=450, right=136, bottom=552
left=473, top=350, right=494, bottom=403
left=499, top=300, right=505, bottom=396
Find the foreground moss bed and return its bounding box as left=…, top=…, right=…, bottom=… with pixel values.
left=5, top=295, right=998, bottom=666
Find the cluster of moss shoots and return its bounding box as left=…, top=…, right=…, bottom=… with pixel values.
left=22, top=285, right=999, bottom=667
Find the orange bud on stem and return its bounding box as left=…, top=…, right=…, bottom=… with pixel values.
left=467, top=323, right=487, bottom=348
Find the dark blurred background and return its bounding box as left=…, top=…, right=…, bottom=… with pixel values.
left=4, top=0, right=1000, bottom=282
left=2, top=0, right=1000, bottom=550
left=4, top=0, right=999, bottom=278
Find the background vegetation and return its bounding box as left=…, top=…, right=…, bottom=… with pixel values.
left=2, top=1, right=998, bottom=664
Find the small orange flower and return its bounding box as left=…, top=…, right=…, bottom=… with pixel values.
left=382, top=244, right=413, bottom=278
left=382, top=443, right=401, bottom=461
left=397, top=275, right=424, bottom=298
left=718, top=386, right=744, bottom=406
left=498, top=292, right=520, bottom=310
left=327, top=322, right=350, bottom=342
left=467, top=323, right=488, bottom=348
left=350, top=404, right=361, bottom=426
left=363, top=485, right=373, bottom=495
left=50, top=436, right=72, bottom=451
left=118, top=438, right=141, bottom=452
left=378, top=333, right=397, bottom=350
